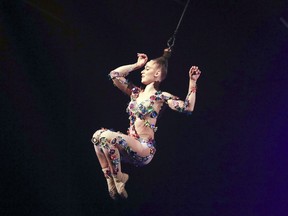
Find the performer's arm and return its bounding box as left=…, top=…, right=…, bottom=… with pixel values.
left=109, top=53, right=148, bottom=95
left=163, top=66, right=201, bottom=113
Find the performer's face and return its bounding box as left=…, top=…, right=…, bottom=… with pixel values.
left=141, top=60, right=161, bottom=85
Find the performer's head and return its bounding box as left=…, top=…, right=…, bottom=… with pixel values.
left=141, top=49, right=171, bottom=85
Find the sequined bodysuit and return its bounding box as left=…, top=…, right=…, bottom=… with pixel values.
left=105, top=71, right=192, bottom=166
left=121, top=86, right=167, bottom=166
left=126, top=87, right=170, bottom=138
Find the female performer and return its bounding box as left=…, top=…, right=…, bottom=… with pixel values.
left=91, top=49, right=201, bottom=199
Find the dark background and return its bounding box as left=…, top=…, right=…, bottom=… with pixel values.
left=1, top=0, right=287, bottom=215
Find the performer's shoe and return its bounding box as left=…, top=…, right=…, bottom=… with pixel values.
left=106, top=178, right=118, bottom=200
left=102, top=168, right=118, bottom=200
left=113, top=172, right=129, bottom=198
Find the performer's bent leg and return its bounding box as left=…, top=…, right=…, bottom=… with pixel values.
left=92, top=129, right=118, bottom=199
left=95, top=131, right=131, bottom=198
left=92, top=129, right=152, bottom=198
left=100, top=142, right=129, bottom=198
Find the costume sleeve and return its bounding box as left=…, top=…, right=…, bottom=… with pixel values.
left=109, top=71, right=135, bottom=96
left=162, top=92, right=193, bottom=115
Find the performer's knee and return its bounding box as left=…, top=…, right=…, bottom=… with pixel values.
left=91, top=128, right=107, bottom=145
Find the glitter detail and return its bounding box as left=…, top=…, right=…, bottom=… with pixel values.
left=109, top=71, right=129, bottom=85
left=126, top=87, right=160, bottom=133
left=112, top=136, right=156, bottom=167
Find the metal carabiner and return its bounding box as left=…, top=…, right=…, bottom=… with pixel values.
left=167, top=35, right=176, bottom=50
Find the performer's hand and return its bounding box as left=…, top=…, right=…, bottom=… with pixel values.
left=136, top=53, right=148, bottom=68
left=189, top=66, right=201, bottom=81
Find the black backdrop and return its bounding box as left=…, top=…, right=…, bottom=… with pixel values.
left=1, top=0, right=288, bottom=215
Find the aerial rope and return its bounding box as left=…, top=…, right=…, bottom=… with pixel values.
left=167, top=0, right=191, bottom=50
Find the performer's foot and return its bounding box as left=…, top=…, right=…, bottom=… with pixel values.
left=113, top=172, right=129, bottom=198
left=102, top=168, right=118, bottom=200
left=106, top=178, right=118, bottom=200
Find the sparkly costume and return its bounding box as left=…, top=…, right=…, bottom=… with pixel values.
left=92, top=130, right=156, bottom=167
left=92, top=71, right=193, bottom=170
left=91, top=66, right=197, bottom=199
left=127, top=86, right=164, bottom=134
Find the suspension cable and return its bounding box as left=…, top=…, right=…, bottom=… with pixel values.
left=167, top=0, right=191, bottom=50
